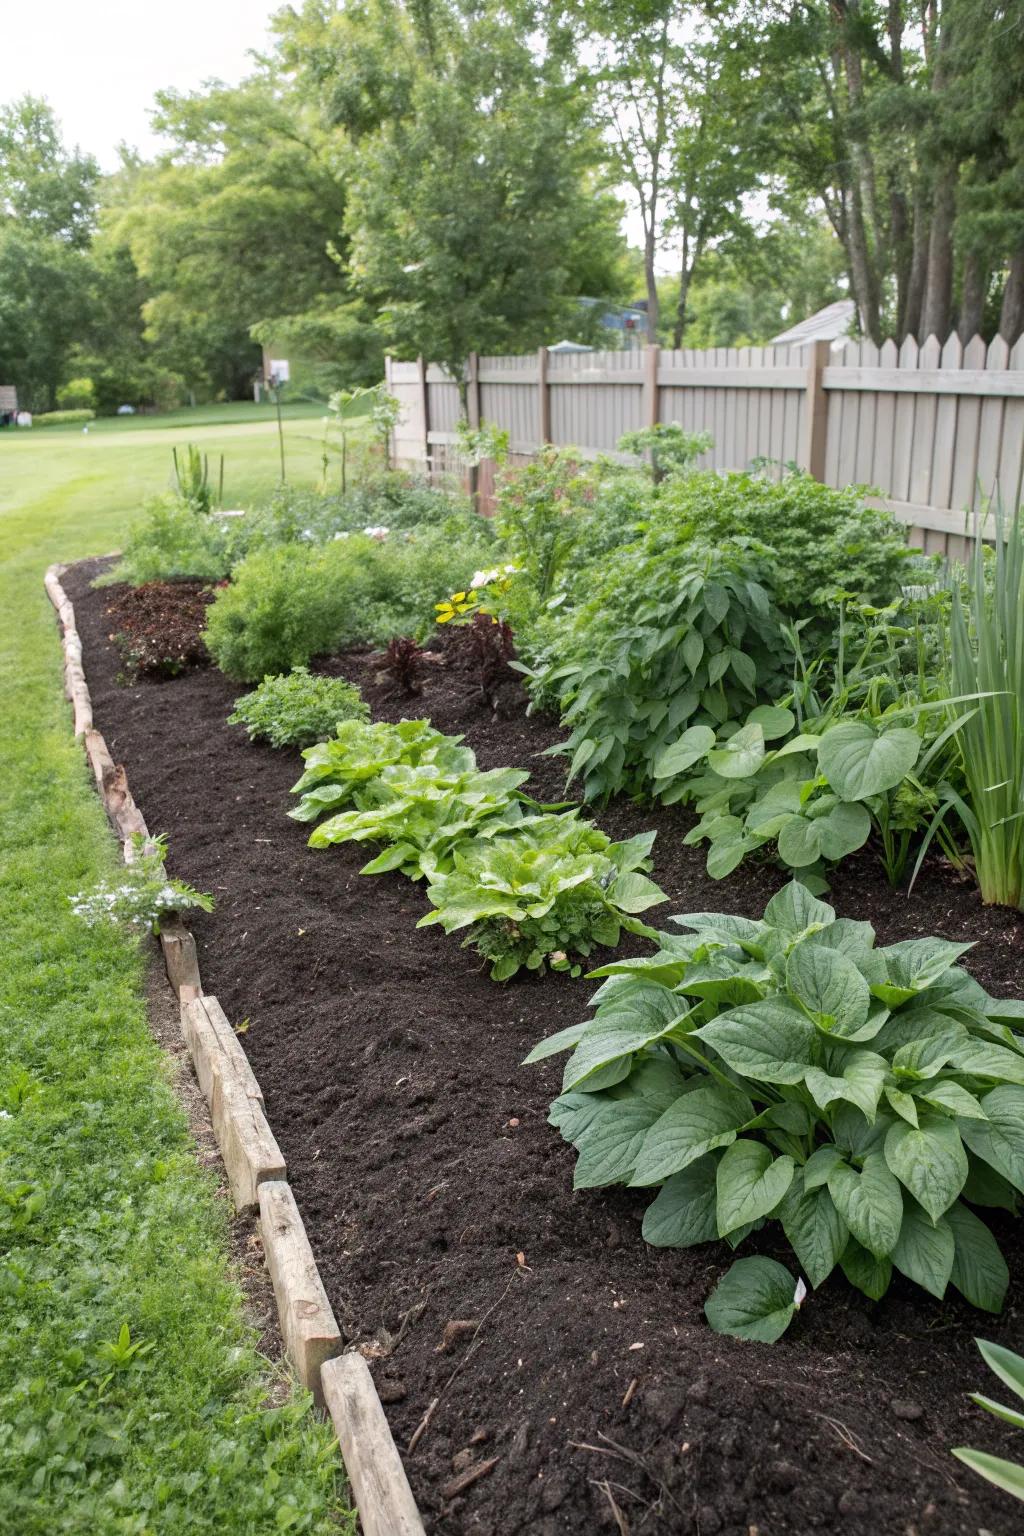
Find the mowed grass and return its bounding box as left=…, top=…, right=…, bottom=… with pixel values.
left=21, top=397, right=328, bottom=433
left=0, top=414, right=353, bottom=1533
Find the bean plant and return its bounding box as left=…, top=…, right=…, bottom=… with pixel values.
left=527, top=882, right=1024, bottom=1337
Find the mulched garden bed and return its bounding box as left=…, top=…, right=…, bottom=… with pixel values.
left=101, top=578, right=217, bottom=679
left=67, top=558, right=1024, bottom=1536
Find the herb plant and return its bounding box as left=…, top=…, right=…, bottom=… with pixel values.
left=527, top=882, right=1023, bottom=1334
left=953, top=1339, right=1024, bottom=1503
left=228, top=667, right=368, bottom=748
left=617, top=423, right=712, bottom=482
left=419, top=815, right=666, bottom=978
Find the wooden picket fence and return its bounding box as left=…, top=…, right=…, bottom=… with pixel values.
left=386, top=333, right=1024, bottom=559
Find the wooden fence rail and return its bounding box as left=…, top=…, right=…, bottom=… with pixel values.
left=386, top=333, right=1024, bottom=560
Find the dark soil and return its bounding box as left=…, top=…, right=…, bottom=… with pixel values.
left=68, top=558, right=1024, bottom=1536
left=101, top=578, right=217, bottom=679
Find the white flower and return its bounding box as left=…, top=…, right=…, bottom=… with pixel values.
left=333, top=530, right=351, bottom=540
left=470, top=567, right=499, bottom=590
left=793, top=1276, right=808, bottom=1308
left=363, top=525, right=389, bottom=541
left=0, top=1110, right=11, bottom=1121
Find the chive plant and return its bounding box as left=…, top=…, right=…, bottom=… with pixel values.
left=948, top=509, right=1024, bottom=909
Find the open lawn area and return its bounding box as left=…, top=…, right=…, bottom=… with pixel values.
left=0, top=412, right=352, bottom=1533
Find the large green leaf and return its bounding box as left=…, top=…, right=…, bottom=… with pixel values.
left=960, top=1086, right=1024, bottom=1194
left=642, top=1155, right=719, bottom=1248
left=840, top=1238, right=892, bottom=1300
left=884, top=1115, right=968, bottom=1222
left=950, top=1448, right=1024, bottom=1502
left=748, top=704, right=796, bottom=741
left=522, top=1020, right=589, bottom=1064
left=652, top=725, right=716, bottom=780
left=715, top=1139, right=795, bottom=1235
left=629, top=1082, right=754, bottom=1187
left=562, top=981, right=688, bottom=1090
left=870, top=938, right=975, bottom=1007
left=786, top=942, right=871, bottom=1034
left=608, top=872, right=668, bottom=914
left=695, top=998, right=818, bottom=1084
left=891, top=1197, right=954, bottom=1299
left=780, top=1182, right=848, bottom=1288
left=828, top=1151, right=903, bottom=1258
left=804, top=1050, right=888, bottom=1122
left=946, top=1201, right=1009, bottom=1313
left=762, top=882, right=835, bottom=935
left=548, top=1091, right=668, bottom=1189
left=818, top=721, right=921, bottom=800
left=709, top=723, right=765, bottom=780
left=704, top=1256, right=801, bottom=1343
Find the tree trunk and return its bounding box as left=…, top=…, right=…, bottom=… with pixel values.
left=999, top=241, right=1024, bottom=345
left=902, top=180, right=931, bottom=339
left=845, top=186, right=881, bottom=344
left=672, top=229, right=692, bottom=350
left=958, top=251, right=988, bottom=341
left=644, top=226, right=659, bottom=342
left=920, top=162, right=957, bottom=340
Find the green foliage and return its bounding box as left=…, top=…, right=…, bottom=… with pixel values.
left=172, top=442, right=219, bottom=513
left=525, top=539, right=786, bottom=803
left=55, top=377, right=96, bottom=410
left=654, top=471, right=913, bottom=623
left=101, top=496, right=239, bottom=586
left=704, top=1256, right=804, bottom=1342
left=289, top=718, right=468, bottom=824
left=528, top=882, right=1024, bottom=1324
left=953, top=1339, right=1024, bottom=1503
left=617, top=423, right=713, bottom=481
left=228, top=667, right=368, bottom=749
left=204, top=520, right=493, bottom=681
left=419, top=816, right=666, bottom=978
left=68, top=834, right=214, bottom=932
left=947, top=513, right=1024, bottom=909
left=30, top=408, right=96, bottom=427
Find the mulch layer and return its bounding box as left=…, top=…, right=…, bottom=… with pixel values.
left=101, top=578, right=216, bottom=679
left=67, top=557, right=1024, bottom=1536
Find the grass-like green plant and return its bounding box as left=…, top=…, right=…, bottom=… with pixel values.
left=419, top=814, right=666, bottom=978
left=953, top=1338, right=1024, bottom=1503
left=527, top=881, right=1024, bottom=1337
left=228, top=667, right=368, bottom=749
left=947, top=511, right=1024, bottom=908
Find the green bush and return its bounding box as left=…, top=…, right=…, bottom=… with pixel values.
left=228, top=668, right=368, bottom=749
left=100, top=497, right=241, bottom=586
left=32, top=409, right=96, bottom=427
left=205, top=523, right=494, bottom=682
left=56, top=377, right=96, bottom=411
left=655, top=470, right=914, bottom=619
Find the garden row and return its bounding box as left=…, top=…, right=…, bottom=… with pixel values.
left=74, top=416, right=1024, bottom=1528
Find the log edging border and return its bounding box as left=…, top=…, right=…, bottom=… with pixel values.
left=44, top=562, right=425, bottom=1536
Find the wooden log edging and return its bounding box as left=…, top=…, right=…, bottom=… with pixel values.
left=44, top=562, right=426, bottom=1536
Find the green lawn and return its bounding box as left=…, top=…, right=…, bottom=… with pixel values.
left=0, top=416, right=353, bottom=1533
left=17, top=398, right=329, bottom=434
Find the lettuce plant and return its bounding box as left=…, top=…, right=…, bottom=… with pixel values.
left=306, top=760, right=532, bottom=880
left=289, top=718, right=469, bottom=824
left=419, top=815, right=666, bottom=979
left=527, top=882, right=1024, bottom=1330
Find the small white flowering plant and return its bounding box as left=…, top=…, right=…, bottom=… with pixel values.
left=69, top=834, right=214, bottom=934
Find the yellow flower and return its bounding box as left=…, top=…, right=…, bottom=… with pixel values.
left=434, top=591, right=478, bottom=624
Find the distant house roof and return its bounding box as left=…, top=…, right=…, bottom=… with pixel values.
left=770, top=299, right=856, bottom=349
left=548, top=339, right=593, bottom=353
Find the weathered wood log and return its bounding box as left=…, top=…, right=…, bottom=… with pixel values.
left=321, top=1354, right=426, bottom=1536
left=209, top=1067, right=286, bottom=1213
left=160, top=914, right=202, bottom=1001
left=181, top=996, right=263, bottom=1107
left=258, top=1181, right=342, bottom=1401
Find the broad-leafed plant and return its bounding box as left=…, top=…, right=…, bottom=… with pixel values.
left=306, top=759, right=533, bottom=880
left=419, top=815, right=666, bottom=979
left=289, top=718, right=469, bottom=824
left=527, top=882, right=1023, bottom=1335
left=523, top=540, right=786, bottom=804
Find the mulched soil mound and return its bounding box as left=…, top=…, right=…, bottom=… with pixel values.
left=67, top=558, right=1024, bottom=1536
left=101, top=578, right=217, bottom=679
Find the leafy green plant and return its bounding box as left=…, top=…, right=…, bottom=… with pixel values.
left=527, top=881, right=1024, bottom=1336
left=946, top=512, right=1024, bottom=909
left=99, top=496, right=241, bottom=586
left=525, top=540, right=786, bottom=803
left=418, top=815, right=666, bottom=978
left=68, top=834, right=214, bottom=933
left=31, top=408, right=96, bottom=427
left=617, top=423, right=713, bottom=482
left=953, top=1339, right=1024, bottom=1503
left=228, top=667, right=368, bottom=748
left=307, top=760, right=533, bottom=880
left=289, top=718, right=468, bottom=825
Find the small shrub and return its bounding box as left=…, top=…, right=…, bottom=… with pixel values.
left=228, top=668, right=368, bottom=748
left=101, top=497, right=241, bottom=586
left=617, top=422, right=713, bottom=481
left=56, top=377, right=96, bottom=411
left=32, top=409, right=96, bottom=427
left=465, top=611, right=516, bottom=700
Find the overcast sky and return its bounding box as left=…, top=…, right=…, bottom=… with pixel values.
left=0, top=0, right=276, bottom=169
